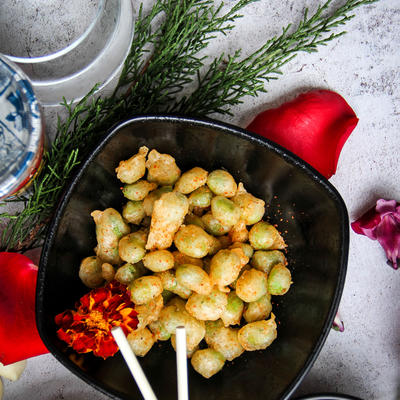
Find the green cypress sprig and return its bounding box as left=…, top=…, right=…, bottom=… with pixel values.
left=175, top=0, right=378, bottom=115
left=0, top=0, right=379, bottom=251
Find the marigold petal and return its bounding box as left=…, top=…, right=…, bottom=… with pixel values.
left=57, top=328, right=72, bottom=344
left=55, top=281, right=138, bottom=358
left=72, top=334, right=96, bottom=353
left=92, top=288, right=108, bottom=304
left=94, top=335, right=119, bottom=358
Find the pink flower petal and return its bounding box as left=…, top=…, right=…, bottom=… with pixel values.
left=375, top=199, right=397, bottom=216
left=352, top=199, right=400, bottom=270
left=375, top=213, right=400, bottom=270
left=333, top=312, right=345, bottom=332
left=351, top=206, right=381, bottom=240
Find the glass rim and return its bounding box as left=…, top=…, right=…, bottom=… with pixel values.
left=2, top=0, right=105, bottom=64
left=27, top=0, right=133, bottom=106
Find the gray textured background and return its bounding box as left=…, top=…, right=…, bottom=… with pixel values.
left=2, top=0, right=400, bottom=399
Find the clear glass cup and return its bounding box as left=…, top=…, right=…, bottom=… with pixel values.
left=0, top=0, right=134, bottom=106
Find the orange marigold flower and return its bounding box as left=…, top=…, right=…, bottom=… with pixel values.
left=55, top=280, right=138, bottom=359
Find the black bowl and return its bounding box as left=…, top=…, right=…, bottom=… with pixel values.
left=295, top=395, right=362, bottom=400
left=37, top=116, right=348, bottom=400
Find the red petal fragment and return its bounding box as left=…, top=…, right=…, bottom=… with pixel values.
left=350, top=205, right=381, bottom=240
left=0, top=252, right=48, bottom=365
left=247, top=90, right=359, bottom=178
left=352, top=199, right=400, bottom=269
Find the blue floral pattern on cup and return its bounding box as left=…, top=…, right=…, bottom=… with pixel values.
left=0, top=56, right=42, bottom=199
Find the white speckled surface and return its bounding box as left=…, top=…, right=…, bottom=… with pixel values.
left=2, top=0, right=400, bottom=399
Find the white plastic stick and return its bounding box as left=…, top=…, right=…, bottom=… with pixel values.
left=176, top=326, right=189, bottom=400
left=111, top=327, right=158, bottom=400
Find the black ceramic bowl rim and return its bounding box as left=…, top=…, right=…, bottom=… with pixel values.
left=37, top=115, right=349, bottom=400
left=294, top=394, right=362, bottom=400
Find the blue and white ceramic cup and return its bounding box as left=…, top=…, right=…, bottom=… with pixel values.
left=0, top=55, right=44, bottom=200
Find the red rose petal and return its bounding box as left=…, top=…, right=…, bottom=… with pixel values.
left=247, top=90, right=359, bottom=178
left=0, top=252, right=48, bottom=365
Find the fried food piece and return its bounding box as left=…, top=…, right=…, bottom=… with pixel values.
left=143, top=250, right=175, bottom=272
left=127, top=328, right=155, bottom=357
left=189, top=186, right=213, bottom=208
left=229, top=219, right=249, bottom=243
left=170, top=336, right=198, bottom=358
left=207, top=170, right=237, bottom=197
left=118, top=233, right=146, bottom=264
left=146, top=192, right=189, bottom=250
left=174, top=224, right=213, bottom=258
left=174, top=167, right=208, bottom=194
left=129, top=276, right=163, bottom=305
left=267, top=264, right=292, bottom=295
left=143, top=186, right=173, bottom=216
left=148, top=319, right=171, bottom=341
left=160, top=301, right=205, bottom=351
left=172, top=251, right=203, bottom=268
left=191, top=348, right=225, bottom=378
left=156, top=270, right=192, bottom=299
left=122, top=201, right=145, bottom=225
left=116, top=146, right=149, bottom=184
left=238, top=315, right=277, bottom=351
left=101, top=262, right=115, bottom=282
left=211, top=196, right=241, bottom=227
left=209, top=249, right=242, bottom=291
left=221, top=291, right=244, bottom=326
left=91, top=208, right=130, bottom=264
left=184, top=213, right=206, bottom=229
left=114, top=262, right=146, bottom=285
left=251, top=250, right=287, bottom=274
left=136, top=294, right=164, bottom=330
left=79, top=256, right=104, bottom=288
left=236, top=268, right=268, bottom=302
left=146, top=149, right=181, bottom=185
left=176, top=264, right=212, bottom=295
left=233, top=183, right=265, bottom=225
left=249, top=221, right=286, bottom=250
left=243, top=294, right=272, bottom=323
left=205, top=325, right=244, bottom=361
left=122, top=180, right=157, bottom=201
left=202, top=212, right=231, bottom=236
left=185, top=287, right=228, bottom=321
left=229, top=242, right=254, bottom=259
